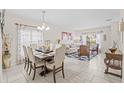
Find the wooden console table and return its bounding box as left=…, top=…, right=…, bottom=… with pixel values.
left=104, top=52, right=123, bottom=78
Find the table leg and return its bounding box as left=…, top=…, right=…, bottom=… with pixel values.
left=39, top=66, right=51, bottom=76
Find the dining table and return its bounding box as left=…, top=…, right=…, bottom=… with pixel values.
left=34, top=49, right=55, bottom=76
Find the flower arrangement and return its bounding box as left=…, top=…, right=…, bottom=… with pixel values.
left=109, top=41, right=117, bottom=53
left=3, top=33, right=10, bottom=54
left=112, top=41, right=117, bottom=48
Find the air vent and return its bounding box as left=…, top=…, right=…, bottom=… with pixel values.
left=106, top=19, right=112, bottom=22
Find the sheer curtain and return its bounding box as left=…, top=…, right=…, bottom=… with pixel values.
left=17, top=25, right=43, bottom=64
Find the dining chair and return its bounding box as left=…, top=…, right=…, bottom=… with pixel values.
left=46, top=45, right=66, bottom=83
left=27, top=47, right=45, bottom=80
left=23, top=45, right=29, bottom=72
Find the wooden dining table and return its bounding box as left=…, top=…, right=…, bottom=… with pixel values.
left=33, top=50, right=55, bottom=76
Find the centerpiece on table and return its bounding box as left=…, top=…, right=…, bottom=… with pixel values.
left=109, top=41, right=117, bottom=53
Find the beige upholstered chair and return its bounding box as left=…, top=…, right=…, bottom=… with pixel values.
left=23, top=45, right=29, bottom=72
left=27, top=47, right=45, bottom=80
left=46, top=45, right=66, bottom=83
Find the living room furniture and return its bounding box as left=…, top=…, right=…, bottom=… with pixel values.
left=27, top=47, right=45, bottom=80
left=104, top=52, right=123, bottom=78
left=78, top=44, right=99, bottom=60
left=66, top=47, right=78, bottom=55
left=78, top=45, right=90, bottom=60
left=46, top=46, right=66, bottom=83
left=90, top=44, right=99, bottom=55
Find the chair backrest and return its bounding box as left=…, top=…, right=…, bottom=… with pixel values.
left=27, top=47, right=35, bottom=63
left=54, top=46, right=66, bottom=67
left=79, top=45, right=90, bottom=56
left=96, top=44, right=99, bottom=50
left=23, top=45, right=28, bottom=58
left=61, top=44, right=67, bottom=52
left=105, top=52, right=123, bottom=61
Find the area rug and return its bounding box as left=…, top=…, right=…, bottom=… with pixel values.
left=66, top=52, right=97, bottom=61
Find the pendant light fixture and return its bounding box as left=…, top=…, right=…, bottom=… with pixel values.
left=37, top=11, right=50, bottom=31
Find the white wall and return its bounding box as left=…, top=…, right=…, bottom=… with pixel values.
left=110, top=22, right=122, bottom=52
left=43, top=26, right=67, bottom=45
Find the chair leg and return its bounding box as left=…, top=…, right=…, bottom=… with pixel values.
left=53, top=66, right=56, bottom=83
left=88, top=55, right=90, bottom=61
left=121, top=68, right=122, bottom=78
left=43, top=66, right=46, bottom=77
left=105, top=66, right=109, bottom=74
left=24, top=62, right=26, bottom=69
left=62, top=63, right=65, bottom=78
left=41, top=66, right=43, bottom=70
left=27, top=62, right=29, bottom=72
left=24, top=58, right=27, bottom=69
left=32, top=69, right=36, bottom=80
left=29, top=65, right=32, bottom=75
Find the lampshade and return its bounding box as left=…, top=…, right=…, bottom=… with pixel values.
left=119, top=18, right=124, bottom=32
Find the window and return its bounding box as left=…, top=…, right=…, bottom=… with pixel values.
left=18, top=27, right=43, bottom=63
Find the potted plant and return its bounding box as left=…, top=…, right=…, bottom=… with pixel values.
left=1, top=10, right=11, bottom=69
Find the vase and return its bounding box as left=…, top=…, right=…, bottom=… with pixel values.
left=2, top=52, right=11, bottom=69
left=109, top=48, right=117, bottom=53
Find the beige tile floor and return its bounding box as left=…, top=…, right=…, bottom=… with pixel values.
left=2, top=54, right=122, bottom=83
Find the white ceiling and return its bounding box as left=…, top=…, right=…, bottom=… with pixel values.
left=6, top=9, right=121, bottom=30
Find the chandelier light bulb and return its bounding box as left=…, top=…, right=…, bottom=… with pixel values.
left=37, top=10, right=50, bottom=31
left=37, top=26, right=41, bottom=30
left=41, top=24, right=45, bottom=29
left=45, top=26, right=50, bottom=31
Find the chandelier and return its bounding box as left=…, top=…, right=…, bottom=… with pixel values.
left=37, top=11, right=50, bottom=31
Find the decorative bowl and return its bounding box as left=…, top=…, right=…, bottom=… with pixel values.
left=109, top=48, right=117, bottom=53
